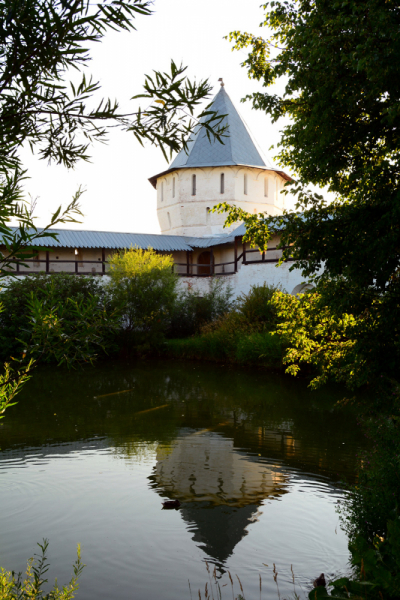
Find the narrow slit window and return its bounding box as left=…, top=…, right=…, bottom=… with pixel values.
left=264, top=177, right=268, bottom=197
left=244, top=173, right=248, bottom=195
left=172, top=177, right=175, bottom=198
left=192, top=174, right=196, bottom=196
left=161, top=181, right=164, bottom=202
left=167, top=212, right=171, bottom=229
left=220, top=173, right=224, bottom=194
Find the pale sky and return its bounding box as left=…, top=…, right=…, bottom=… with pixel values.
left=20, top=0, right=295, bottom=234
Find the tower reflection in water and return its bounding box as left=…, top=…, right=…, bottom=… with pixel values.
left=149, top=427, right=287, bottom=567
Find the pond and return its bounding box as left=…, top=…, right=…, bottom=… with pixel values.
left=0, top=359, right=368, bottom=600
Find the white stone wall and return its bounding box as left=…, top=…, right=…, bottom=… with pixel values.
left=177, top=261, right=313, bottom=298
left=157, top=166, right=288, bottom=236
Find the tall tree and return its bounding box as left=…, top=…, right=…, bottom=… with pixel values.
left=216, top=0, right=400, bottom=392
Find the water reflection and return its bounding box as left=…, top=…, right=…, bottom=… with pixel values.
left=0, top=359, right=369, bottom=600
left=149, top=428, right=286, bottom=565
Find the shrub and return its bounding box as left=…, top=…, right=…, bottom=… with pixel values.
left=169, top=279, right=234, bottom=338
left=0, top=273, right=107, bottom=360
left=107, top=247, right=178, bottom=351
left=235, top=332, right=284, bottom=366
left=26, top=289, right=120, bottom=367
left=236, top=283, right=281, bottom=332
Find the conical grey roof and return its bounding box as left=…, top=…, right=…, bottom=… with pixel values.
left=169, top=86, right=266, bottom=169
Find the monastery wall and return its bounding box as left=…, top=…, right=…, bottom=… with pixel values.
left=177, top=261, right=314, bottom=298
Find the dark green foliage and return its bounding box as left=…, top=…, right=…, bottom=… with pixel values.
left=219, top=0, right=400, bottom=300
left=0, top=273, right=108, bottom=360
left=236, top=283, right=279, bottom=332
left=235, top=332, right=283, bottom=366
left=308, top=512, right=400, bottom=599
left=215, top=0, right=400, bottom=393
left=164, top=331, right=283, bottom=367
left=344, top=413, right=400, bottom=543
left=169, top=280, right=234, bottom=338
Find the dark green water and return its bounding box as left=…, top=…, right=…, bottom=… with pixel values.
left=0, top=359, right=367, bottom=599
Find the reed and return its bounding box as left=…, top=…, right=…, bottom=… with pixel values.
left=192, top=564, right=303, bottom=600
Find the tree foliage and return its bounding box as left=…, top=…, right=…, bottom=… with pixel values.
left=107, top=247, right=178, bottom=350
left=0, top=0, right=226, bottom=274
left=215, top=0, right=400, bottom=392
left=218, top=0, right=400, bottom=288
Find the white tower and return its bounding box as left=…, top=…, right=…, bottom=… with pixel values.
left=149, top=83, right=290, bottom=237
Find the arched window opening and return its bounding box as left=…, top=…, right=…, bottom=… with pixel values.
left=198, top=251, right=212, bottom=275
left=172, top=177, right=175, bottom=198
left=192, top=174, right=196, bottom=196
left=220, top=173, right=225, bottom=194
left=264, top=177, right=268, bottom=198
left=244, top=173, right=248, bottom=195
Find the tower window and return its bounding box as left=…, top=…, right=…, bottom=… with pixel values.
left=172, top=177, right=175, bottom=198
left=244, top=173, right=248, bottom=195
left=161, top=181, right=164, bottom=202
left=192, top=174, right=196, bottom=196
left=220, top=173, right=224, bottom=194
left=264, top=177, right=268, bottom=197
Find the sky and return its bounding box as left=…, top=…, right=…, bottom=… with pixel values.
left=21, top=0, right=295, bottom=234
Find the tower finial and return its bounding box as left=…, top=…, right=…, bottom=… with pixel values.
left=218, top=77, right=224, bottom=87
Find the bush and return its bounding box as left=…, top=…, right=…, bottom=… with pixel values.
left=107, top=247, right=178, bottom=351
left=236, top=283, right=280, bottom=332
left=169, top=279, right=234, bottom=338
left=0, top=273, right=107, bottom=360
left=235, top=332, right=284, bottom=366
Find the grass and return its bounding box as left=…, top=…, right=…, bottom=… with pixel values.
left=163, top=330, right=284, bottom=368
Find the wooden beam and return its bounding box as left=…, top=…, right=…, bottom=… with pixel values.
left=102, top=248, right=106, bottom=274
left=242, top=239, right=246, bottom=264
left=234, top=237, right=238, bottom=273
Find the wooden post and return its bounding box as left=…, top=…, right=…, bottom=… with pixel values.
left=242, top=239, right=246, bottom=264
left=262, top=250, right=265, bottom=261
left=75, top=253, right=78, bottom=273
left=210, top=247, right=214, bottom=275
left=234, top=237, right=238, bottom=273
left=46, top=251, right=49, bottom=273
left=102, top=248, right=106, bottom=274
left=186, top=250, right=190, bottom=276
